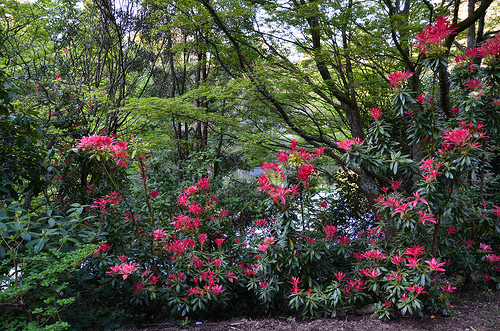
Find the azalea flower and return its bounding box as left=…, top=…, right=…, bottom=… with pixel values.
left=442, top=284, right=457, bottom=293
left=406, top=285, right=427, bottom=295
left=289, top=277, right=302, bottom=294
left=361, top=249, right=386, bottom=260
left=370, top=108, right=382, bottom=122
left=149, top=190, right=160, bottom=198
left=415, top=16, right=457, bottom=56
left=425, top=258, right=446, bottom=271
left=132, top=283, right=145, bottom=295
left=404, top=245, right=426, bottom=257
left=464, top=78, right=483, bottom=91
left=405, top=257, right=421, bottom=267
left=359, top=268, right=382, bottom=278
left=387, top=71, right=413, bottom=91
left=257, top=244, right=269, bottom=252
left=210, top=284, right=225, bottom=295
left=258, top=281, right=269, bottom=289
left=391, top=255, right=405, bottom=265
left=334, top=272, right=346, bottom=281
left=323, top=225, right=337, bottom=240
left=485, top=254, right=500, bottom=263
left=479, top=243, right=492, bottom=251
left=118, top=263, right=142, bottom=280
left=418, top=210, right=436, bottom=224
left=153, top=229, right=168, bottom=240
left=337, top=137, right=362, bottom=151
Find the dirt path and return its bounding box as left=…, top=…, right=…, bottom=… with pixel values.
left=122, top=291, right=500, bottom=331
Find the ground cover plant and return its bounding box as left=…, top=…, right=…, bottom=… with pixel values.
left=1, top=1, right=500, bottom=330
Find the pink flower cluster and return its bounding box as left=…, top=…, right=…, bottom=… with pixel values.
left=107, top=262, right=142, bottom=279
left=420, top=157, right=444, bottom=183
left=76, top=135, right=129, bottom=166
left=337, top=137, right=362, bottom=152
left=387, top=71, right=413, bottom=92
left=415, top=16, right=457, bottom=55
left=261, top=141, right=324, bottom=194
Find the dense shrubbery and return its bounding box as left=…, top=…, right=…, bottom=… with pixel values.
left=1, top=16, right=500, bottom=330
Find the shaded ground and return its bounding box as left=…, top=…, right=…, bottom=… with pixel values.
left=122, top=291, right=500, bottom=331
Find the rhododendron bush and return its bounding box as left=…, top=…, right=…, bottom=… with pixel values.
left=4, top=14, right=500, bottom=330
left=66, top=17, right=500, bottom=325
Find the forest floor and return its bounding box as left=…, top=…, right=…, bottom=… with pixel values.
left=122, top=290, right=500, bottom=331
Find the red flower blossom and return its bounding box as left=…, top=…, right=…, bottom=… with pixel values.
left=117, top=263, right=142, bottom=280
left=493, top=205, right=500, bottom=217
left=442, top=128, right=473, bottom=148
left=418, top=210, right=436, bottom=224
left=337, top=236, right=351, bottom=245
left=390, top=180, right=402, bottom=191
left=263, top=236, right=275, bottom=246
left=323, top=225, right=337, bottom=240
left=404, top=245, right=426, bottom=257
left=405, top=257, right=421, bottom=267
left=276, top=151, right=290, bottom=162
left=198, top=233, right=208, bottom=245
left=392, top=200, right=411, bottom=218
left=466, top=239, right=475, bottom=248
left=391, top=255, right=405, bottom=265
left=177, top=194, right=189, bottom=206
left=387, top=71, right=413, bottom=91
left=315, top=147, right=326, bottom=156
left=153, top=229, right=168, bottom=240
left=337, top=137, right=362, bottom=151
left=132, top=282, right=145, bottom=295
left=197, top=178, right=211, bottom=190
left=479, top=243, right=492, bottom=251
left=289, top=276, right=302, bottom=294
left=406, top=285, right=427, bottom=295
left=258, top=281, right=269, bottom=289
left=479, top=33, right=500, bottom=59
left=485, top=254, right=500, bottom=263
left=415, top=16, right=457, bottom=55
left=407, top=191, right=428, bottom=207
left=361, top=249, right=386, bottom=260
left=464, top=78, right=483, bottom=91
left=425, top=258, right=446, bottom=271
left=297, top=164, right=315, bottom=189
left=305, top=237, right=315, bottom=244
left=256, top=219, right=267, bottom=227
left=118, top=255, right=128, bottom=262
left=442, top=284, right=457, bottom=293
left=359, top=268, right=382, bottom=278
left=370, top=108, right=382, bottom=122
left=184, top=186, right=198, bottom=195
left=149, top=190, right=160, bottom=198
left=334, top=272, right=346, bottom=281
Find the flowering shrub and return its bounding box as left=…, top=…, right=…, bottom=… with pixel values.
left=337, top=16, right=500, bottom=317
left=12, top=16, right=499, bottom=328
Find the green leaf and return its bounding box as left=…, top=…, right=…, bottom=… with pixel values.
left=34, top=238, right=46, bottom=254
